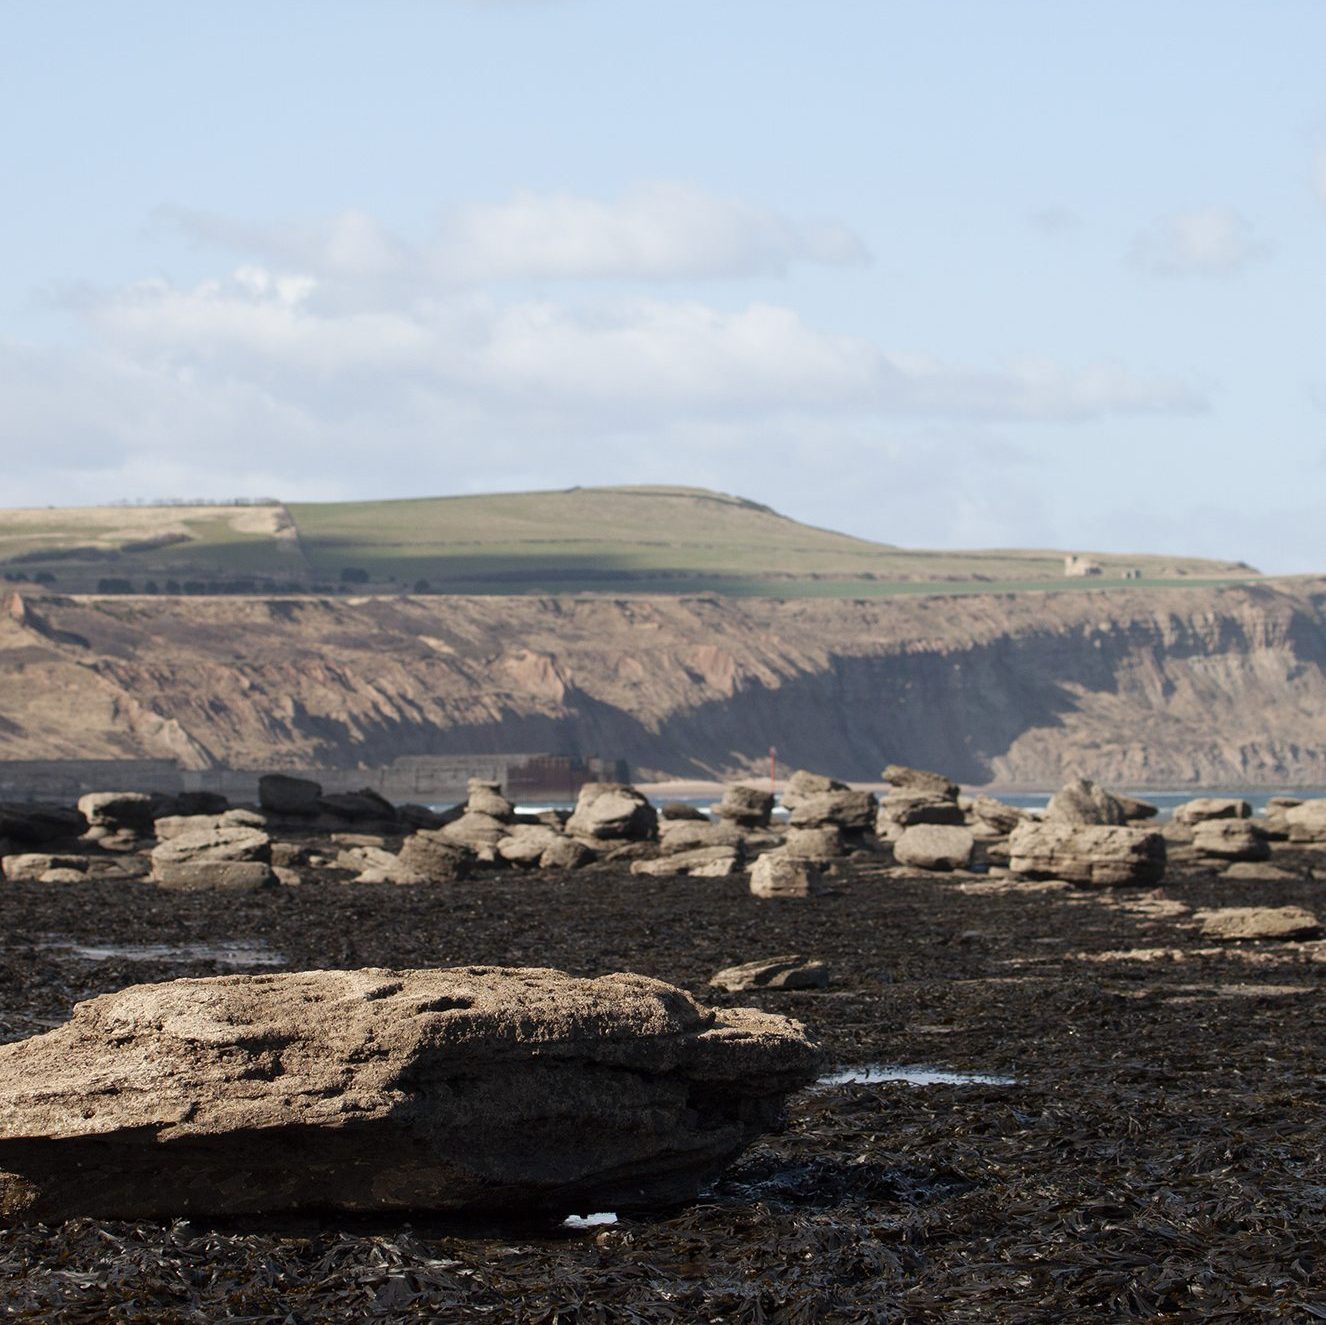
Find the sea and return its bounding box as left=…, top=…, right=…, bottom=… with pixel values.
left=432, top=788, right=1324, bottom=821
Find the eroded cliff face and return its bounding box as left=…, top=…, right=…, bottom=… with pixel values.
left=2, top=581, right=1325, bottom=786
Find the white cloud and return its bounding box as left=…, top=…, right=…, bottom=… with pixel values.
left=70, top=267, right=1199, bottom=427
left=431, top=183, right=868, bottom=281
left=1130, top=207, right=1268, bottom=277
left=162, top=183, right=869, bottom=291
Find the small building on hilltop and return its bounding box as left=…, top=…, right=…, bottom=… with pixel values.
left=1064, top=554, right=1104, bottom=578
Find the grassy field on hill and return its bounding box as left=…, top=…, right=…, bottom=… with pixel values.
left=0, top=486, right=1258, bottom=596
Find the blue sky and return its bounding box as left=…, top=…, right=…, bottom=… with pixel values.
left=2, top=1, right=1324, bottom=571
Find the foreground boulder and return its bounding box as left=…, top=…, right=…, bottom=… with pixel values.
left=1009, top=821, right=1166, bottom=887
left=0, top=966, right=821, bottom=1221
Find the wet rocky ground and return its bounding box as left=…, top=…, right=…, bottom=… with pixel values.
left=1, top=853, right=1324, bottom=1322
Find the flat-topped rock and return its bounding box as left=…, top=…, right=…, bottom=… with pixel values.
left=710, top=955, right=829, bottom=992
left=877, top=791, right=965, bottom=832
left=659, top=819, right=745, bottom=855
left=787, top=789, right=876, bottom=833
left=1197, top=907, right=1322, bottom=942
left=1009, top=821, right=1166, bottom=887
left=1191, top=820, right=1269, bottom=861
left=713, top=785, right=774, bottom=829
left=0, top=966, right=821, bottom=1221
left=882, top=764, right=959, bottom=799
left=1172, top=797, right=1252, bottom=826
left=632, top=845, right=742, bottom=878
left=893, top=824, right=974, bottom=872
left=749, top=854, right=823, bottom=899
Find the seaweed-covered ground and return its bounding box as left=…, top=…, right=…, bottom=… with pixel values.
left=1, top=855, right=1325, bottom=1322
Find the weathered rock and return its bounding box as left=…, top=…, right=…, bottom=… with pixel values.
left=783, top=826, right=844, bottom=859
left=1116, top=795, right=1159, bottom=821
left=969, top=796, right=1029, bottom=837
left=714, top=785, right=774, bottom=829
left=466, top=780, right=515, bottom=822
left=1009, top=821, right=1166, bottom=887
left=76, top=792, right=155, bottom=834
left=659, top=819, right=745, bottom=855
left=1172, top=797, right=1252, bottom=826
left=40, top=868, right=89, bottom=884
left=397, top=831, right=472, bottom=881
left=319, top=789, right=398, bottom=825
left=151, top=826, right=271, bottom=870
left=659, top=802, right=708, bottom=822
left=2, top=854, right=89, bottom=883
left=882, top=764, right=959, bottom=799
left=397, top=803, right=449, bottom=831
left=749, top=854, right=823, bottom=899
left=152, top=861, right=277, bottom=892
left=566, top=783, right=658, bottom=842
left=877, top=791, right=965, bottom=832
left=787, top=789, right=876, bottom=833
left=153, top=808, right=267, bottom=840
left=270, top=841, right=312, bottom=868
left=1045, top=778, right=1127, bottom=826
left=0, top=966, right=821, bottom=1220
left=779, top=771, right=845, bottom=810
left=709, top=956, right=829, bottom=992
left=258, top=773, right=323, bottom=817
left=0, top=803, right=87, bottom=847
left=539, top=836, right=594, bottom=871
left=893, top=824, right=974, bottom=872
left=1285, top=800, right=1326, bottom=843
left=496, top=824, right=564, bottom=866
left=1222, top=861, right=1296, bottom=882
left=1197, top=907, right=1322, bottom=942
left=1191, top=820, right=1269, bottom=862
left=175, top=791, right=230, bottom=817
left=439, top=811, right=509, bottom=851
left=632, top=846, right=742, bottom=879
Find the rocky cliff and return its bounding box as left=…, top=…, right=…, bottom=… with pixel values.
left=2, top=581, right=1325, bottom=786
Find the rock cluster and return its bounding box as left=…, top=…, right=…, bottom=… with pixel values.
left=0, top=966, right=821, bottom=1221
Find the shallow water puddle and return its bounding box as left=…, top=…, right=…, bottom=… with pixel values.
left=561, top=1212, right=618, bottom=1229
left=40, top=940, right=285, bottom=966
left=816, top=1064, right=1017, bottom=1088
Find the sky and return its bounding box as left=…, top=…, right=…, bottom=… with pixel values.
left=2, top=1, right=1324, bottom=572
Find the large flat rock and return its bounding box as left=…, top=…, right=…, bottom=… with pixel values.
left=0, top=966, right=820, bottom=1222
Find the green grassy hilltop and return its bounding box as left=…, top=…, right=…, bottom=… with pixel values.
left=0, top=485, right=1258, bottom=597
